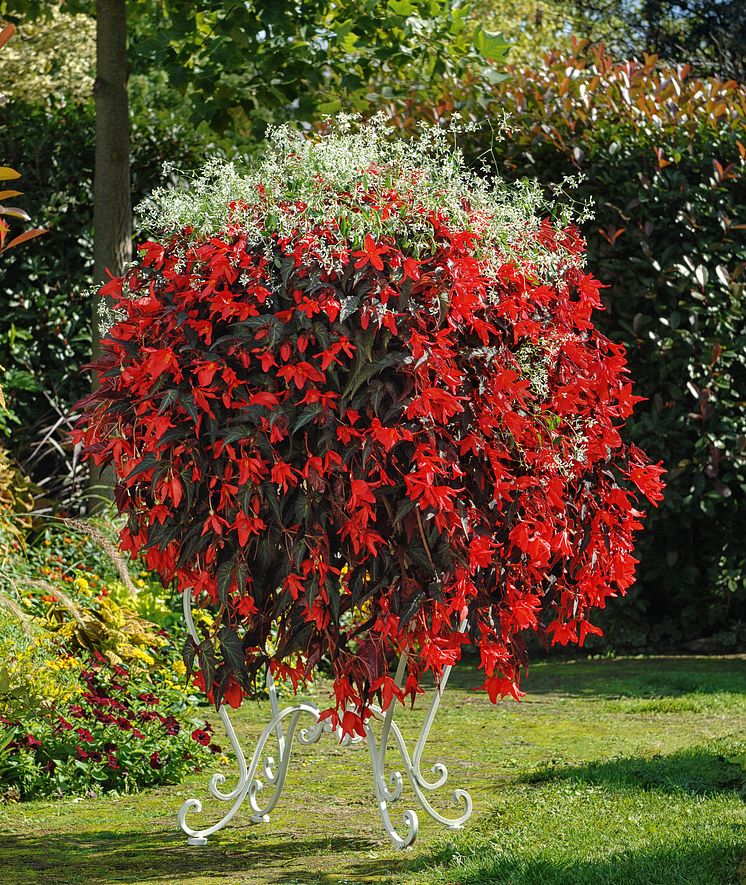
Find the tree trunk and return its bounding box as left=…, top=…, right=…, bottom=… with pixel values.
left=88, top=0, right=131, bottom=514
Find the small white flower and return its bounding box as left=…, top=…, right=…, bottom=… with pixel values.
left=135, top=114, right=592, bottom=289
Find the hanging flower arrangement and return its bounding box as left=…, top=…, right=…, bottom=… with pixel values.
left=74, top=116, right=664, bottom=736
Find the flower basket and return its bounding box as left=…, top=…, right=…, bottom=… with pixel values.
left=75, top=116, right=663, bottom=844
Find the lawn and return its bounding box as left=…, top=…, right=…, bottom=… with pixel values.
left=1, top=656, right=744, bottom=885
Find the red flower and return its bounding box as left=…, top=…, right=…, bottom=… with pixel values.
left=352, top=234, right=389, bottom=271
left=370, top=676, right=405, bottom=711
left=270, top=461, right=297, bottom=492
left=143, top=347, right=181, bottom=381
left=222, top=680, right=243, bottom=709
left=235, top=594, right=258, bottom=617
left=349, top=478, right=376, bottom=509
left=196, top=361, right=219, bottom=386
left=484, top=675, right=525, bottom=703
left=402, top=256, right=421, bottom=281
left=234, top=510, right=267, bottom=545
left=201, top=511, right=227, bottom=537
left=162, top=716, right=180, bottom=736
left=191, top=728, right=211, bottom=746
left=628, top=462, right=666, bottom=505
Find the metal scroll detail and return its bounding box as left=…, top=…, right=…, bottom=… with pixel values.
left=178, top=589, right=473, bottom=849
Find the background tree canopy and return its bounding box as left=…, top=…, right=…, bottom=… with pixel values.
left=479, top=0, right=746, bottom=79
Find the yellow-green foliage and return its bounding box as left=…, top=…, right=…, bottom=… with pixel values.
left=0, top=446, right=34, bottom=529
left=42, top=588, right=167, bottom=668
left=1, top=514, right=170, bottom=669
left=473, top=0, right=630, bottom=67
left=0, top=602, right=81, bottom=716
left=0, top=5, right=94, bottom=107
left=474, top=0, right=575, bottom=65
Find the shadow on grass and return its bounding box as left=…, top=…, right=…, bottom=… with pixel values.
left=522, top=745, right=746, bottom=799
left=410, top=841, right=745, bottom=885
left=0, top=829, right=407, bottom=885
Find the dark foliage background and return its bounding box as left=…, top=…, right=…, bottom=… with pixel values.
left=0, top=102, right=211, bottom=498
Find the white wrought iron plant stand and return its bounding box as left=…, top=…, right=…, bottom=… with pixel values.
left=178, top=588, right=473, bottom=849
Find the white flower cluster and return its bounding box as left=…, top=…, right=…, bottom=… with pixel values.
left=515, top=341, right=551, bottom=399
left=136, top=113, right=591, bottom=288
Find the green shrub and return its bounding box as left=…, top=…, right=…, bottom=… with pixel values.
left=0, top=100, right=212, bottom=495
left=0, top=603, right=79, bottom=718
left=0, top=515, right=224, bottom=802
left=0, top=641, right=221, bottom=801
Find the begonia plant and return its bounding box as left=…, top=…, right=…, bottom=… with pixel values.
left=74, top=116, right=664, bottom=735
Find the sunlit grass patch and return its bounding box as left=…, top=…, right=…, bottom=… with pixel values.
left=406, top=775, right=746, bottom=885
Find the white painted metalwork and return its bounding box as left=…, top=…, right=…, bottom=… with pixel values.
left=178, top=588, right=472, bottom=849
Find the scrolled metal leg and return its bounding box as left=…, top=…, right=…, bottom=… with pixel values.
left=368, top=620, right=473, bottom=844
left=178, top=701, right=323, bottom=843
left=366, top=722, right=419, bottom=849
left=178, top=589, right=473, bottom=847
left=179, top=589, right=322, bottom=843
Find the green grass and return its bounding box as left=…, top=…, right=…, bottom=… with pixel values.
left=1, top=656, right=744, bottom=885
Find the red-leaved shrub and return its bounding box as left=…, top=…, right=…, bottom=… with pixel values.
left=75, top=119, right=664, bottom=734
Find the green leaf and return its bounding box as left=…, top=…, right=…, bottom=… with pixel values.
left=393, top=496, right=415, bottom=525
left=278, top=622, right=313, bottom=658
left=483, top=67, right=510, bottom=85
left=399, top=591, right=426, bottom=628
left=177, top=522, right=209, bottom=570
left=291, top=404, right=322, bottom=434
left=182, top=635, right=199, bottom=684
left=474, top=27, right=510, bottom=61
left=263, top=484, right=285, bottom=526
left=217, top=558, right=248, bottom=604
left=220, top=423, right=259, bottom=444
left=317, top=99, right=343, bottom=114
left=327, top=577, right=341, bottom=627
left=124, top=451, right=159, bottom=482
left=339, top=293, right=362, bottom=322
left=387, top=0, right=417, bottom=16
left=217, top=560, right=233, bottom=605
